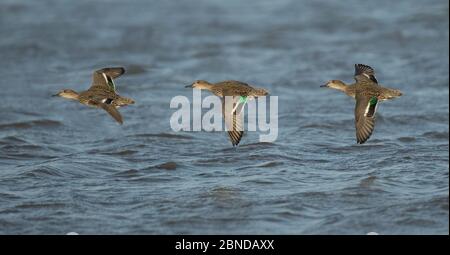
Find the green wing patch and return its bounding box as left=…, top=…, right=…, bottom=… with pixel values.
left=106, top=75, right=116, bottom=91
left=369, top=96, right=378, bottom=106
left=366, top=96, right=378, bottom=118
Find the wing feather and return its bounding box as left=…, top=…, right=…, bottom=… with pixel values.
left=100, top=103, right=123, bottom=124
left=222, top=97, right=244, bottom=146
left=90, top=67, right=125, bottom=91
left=355, top=94, right=377, bottom=144
left=354, top=64, right=378, bottom=84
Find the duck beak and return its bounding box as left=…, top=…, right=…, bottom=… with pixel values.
left=52, top=93, right=59, bottom=97
left=185, top=84, right=193, bottom=88
left=320, top=84, right=328, bottom=88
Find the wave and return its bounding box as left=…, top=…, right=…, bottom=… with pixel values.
left=0, top=119, right=62, bottom=130
left=421, top=131, right=449, bottom=140
left=128, top=132, right=193, bottom=140
left=141, top=161, right=178, bottom=171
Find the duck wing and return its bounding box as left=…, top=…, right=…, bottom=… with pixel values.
left=222, top=97, right=244, bottom=146
left=99, top=103, right=123, bottom=124
left=354, top=64, right=378, bottom=84
left=354, top=93, right=378, bottom=144
left=90, top=67, right=125, bottom=92
left=86, top=99, right=123, bottom=124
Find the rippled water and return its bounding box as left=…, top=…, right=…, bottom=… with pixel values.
left=0, top=0, right=448, bottom=234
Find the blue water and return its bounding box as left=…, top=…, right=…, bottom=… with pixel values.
left=0, top=0, right=448, bottom=234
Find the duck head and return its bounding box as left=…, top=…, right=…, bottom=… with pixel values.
left=53, top=89, right=79, bottom=100
left=185, top=80, right=212, bottom=89
left=320, top=80, right=346, bottom=90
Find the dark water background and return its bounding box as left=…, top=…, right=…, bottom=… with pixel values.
left=0, top=0, right=448, bottom=234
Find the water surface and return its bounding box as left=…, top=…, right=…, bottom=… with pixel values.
left=0, top=0, right=448, bottom=234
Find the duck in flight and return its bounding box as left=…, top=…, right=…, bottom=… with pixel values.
left=186, top=80, right=269, bottom=146
left=321, top=64, right=402, bottom=144
left=53, top=67, right=135, bottom=124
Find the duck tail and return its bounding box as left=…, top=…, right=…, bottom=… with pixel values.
left=383, top=88, right=403, bottom=100
left=117, top=97, right=135, bottom=106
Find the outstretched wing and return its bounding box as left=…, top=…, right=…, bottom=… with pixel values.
left=86, top=98, right=124, bottom=124
left=354, top=64, right=378, bottom=84
left=222, top=97, right=244, bottom=146
left=354, top=93, right=378, bottom=144
left=99, top=103, right=123, bottom=124
left=90, top=67, right=125, bottom=91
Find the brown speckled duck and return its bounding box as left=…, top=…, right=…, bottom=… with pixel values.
left=322, top=64, right=402, bottom=144
left=53, top=67, right=135, bottom=124
left=186, top=80, right=269, bottom=146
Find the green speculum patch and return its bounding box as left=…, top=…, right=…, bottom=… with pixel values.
left=108, top=81, right=116, bottom=91
left=369, top=96, right=378, bottom=106
left=239, top=96, right=248, bottom=104
left=366, top=96, right=378, bottom=118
